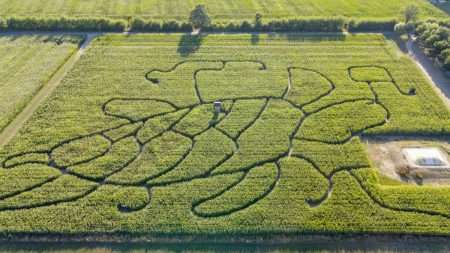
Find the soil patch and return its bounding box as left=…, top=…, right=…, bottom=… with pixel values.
left=364, top=136, right=450, bottom=185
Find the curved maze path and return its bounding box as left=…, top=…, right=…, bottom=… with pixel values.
left=1, top=59, right=448, bottom=220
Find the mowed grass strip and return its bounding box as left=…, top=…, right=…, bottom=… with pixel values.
left=0, top=35, right=82, bottom=132
left=0, top=34, right=449, bottom=235
left=0, top=0, right=445, bottom=20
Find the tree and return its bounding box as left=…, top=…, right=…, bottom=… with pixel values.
left=254, top=13, right=263, bottom=30
left=404, top=5, right=419, bottom=23
left=189, top=5, right=211, bottom=32
left=394, top=22, right=407, bottom=35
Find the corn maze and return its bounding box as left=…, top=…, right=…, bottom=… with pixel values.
left=0, top=34, right=449, bottom=234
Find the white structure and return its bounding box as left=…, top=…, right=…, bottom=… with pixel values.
left=213, top=101, right=222, bottom=113
left=402, top=147, right=450, bottom=170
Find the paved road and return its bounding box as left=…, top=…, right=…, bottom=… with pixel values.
left=0, top=33, right=98, bottom=148
left=407, top=38, right=450, bottom=108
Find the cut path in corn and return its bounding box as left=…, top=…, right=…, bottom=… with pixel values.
left=0, top=33, right=98, bottom=148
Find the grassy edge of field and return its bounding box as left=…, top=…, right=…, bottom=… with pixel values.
left=0, top=35, right=85, bottom=134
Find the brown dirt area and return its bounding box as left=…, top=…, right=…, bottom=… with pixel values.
left=364, top=136, right=450, bottom=185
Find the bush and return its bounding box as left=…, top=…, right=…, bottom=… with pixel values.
left=131, top=18, right=161, bottom=32
left=161, top=20, right=190, bottom=32
left=263, top=18, right=345, bottom=32
left=415, top=19, right=450, bottom=70
left=5, top=16, right=126, bottom=31
left=443, top=56, right=450, bottom=71
left=348, top=19, right=397, bottom=32
left=396, top=165, right=411, bottom=177
left=439, top=48, right=450, bottom=61
left=131, top=18, right=191, bottom=32
left=394, top=22, right=407, bottom=34
left=434, top=40, right=449, bottom=52
left=0, top=18, right=6, bottom=30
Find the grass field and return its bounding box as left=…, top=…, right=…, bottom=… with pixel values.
left=0, top=0, right=446, bottom=20
left=0, top=33, right=449, bottom=235
left=0, top=35, right=82, bottom=132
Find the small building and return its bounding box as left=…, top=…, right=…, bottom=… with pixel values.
left=402, top=147, right=450, bottom=172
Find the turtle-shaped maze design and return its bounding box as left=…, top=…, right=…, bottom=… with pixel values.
left=3, top=60, right=448, bottom=219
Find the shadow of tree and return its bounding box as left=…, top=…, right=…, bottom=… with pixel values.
left=177, top=33, right=206, bottom=57
left=251, top=33, right=260, bottom=45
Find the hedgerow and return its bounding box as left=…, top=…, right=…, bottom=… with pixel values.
left=0, top=34, right=449, bottom=235
left=348, top=19, right=397, bottom=32
left=0, top=16, right=429, bottom=34
left=0, top=17, right=6, bottom=30
left=4, top=16, right=126, bottom=31
left=131, top=17, right=346, bottom=32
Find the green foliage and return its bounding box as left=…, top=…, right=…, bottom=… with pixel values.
left=51, top=135, right=111, bottom=167
left=5, top=16, right=126, bottom=31
left=254, top=13, right=263, bottom=31
left=104, top=123, right=143, bottom=142
left=107, top=132, right=192, bottom=185
left=189, top=5, right=211, bottom=30
left=174, top=105, right=225, bottom=136
left=0, top=18, right=6, bottom=30
left=137, top=110, right=188, bottom=143
left=0, top=34, right=449, bottom=235
left=353, top=168, right=450, bottom=217
left=348, top=19, right=397, bottom=32
left=104, top=99, right=177, bottom=122
left=3, top=152, right=49, bottom=168
left=70, top=137, right=140, bottom=180
left=193, top=163, right=278, bottom=217
left=130, top=18, right=347, bottom=32
left=288, top=68, right=334, bottom=106
left=217, top=99, right=266, bottom=139
left=0, top=164, right=61, bottom=199
left=394, top=22, right=407, bottom=34
left=415, top=19, right=450, bottom=70
left=196, top=61, right=285, bottom=101
left=404, top=5, right=420, bottom=23
left=298, top=100, right=387, bottom=143
left=0, top=175, right=97, bottom=210
left=149, top=128, right=234, bottom=185
left=0, top=35, right=82, bottom=132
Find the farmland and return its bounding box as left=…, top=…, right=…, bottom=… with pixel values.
left=0, top=35, right=82, bottom=132
left=0, top=33, right=449, bottom=235
left=0, top=0, right=446, bottom=20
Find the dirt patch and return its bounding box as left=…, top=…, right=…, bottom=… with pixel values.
left=364, top=136, right=450, bottom=185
